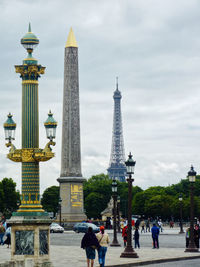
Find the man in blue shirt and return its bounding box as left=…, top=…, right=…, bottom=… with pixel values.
left=151, top=223, right=160, bottom=249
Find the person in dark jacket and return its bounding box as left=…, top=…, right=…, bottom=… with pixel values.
left=134, top=227, right=140, bottom=248
left=81, top=227, right=100, bottom=267
left=151, top=223, right=160, bottom=249
left=194, top=224, right=200, bottom=249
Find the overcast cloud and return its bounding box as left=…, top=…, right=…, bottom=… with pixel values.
left=1, top=0, right=200, bottom=193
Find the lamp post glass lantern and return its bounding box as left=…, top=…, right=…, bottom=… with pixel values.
left=110, top=177, right=120, bottom=247
left=178, top=194, right=184, bottom=234
left=185, top=165, right=198, bottom=252
left=44, top=111, right=57, bottom=141
left=120, top=153, right=138, bottom=258
left=4, top=113, right=16, bottom=143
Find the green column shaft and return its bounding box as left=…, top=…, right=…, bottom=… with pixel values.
left=22, top=82, right=39, bottom=148
left=20, top=81, right=41, bottom=210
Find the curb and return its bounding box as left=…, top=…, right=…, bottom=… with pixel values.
left=107, top=255, right=200, bottom=267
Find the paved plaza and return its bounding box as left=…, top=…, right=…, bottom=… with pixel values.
left=1, top=227, right=200, bottom=267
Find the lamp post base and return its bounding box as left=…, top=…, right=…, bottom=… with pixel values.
left=120, top=246, right=138, bottom=258
left=179, top=230, right=185, bottom=234
left=185, top=247, right=199, bottom=253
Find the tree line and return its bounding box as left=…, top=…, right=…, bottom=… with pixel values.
left=1, top=174, right=200, bottom=220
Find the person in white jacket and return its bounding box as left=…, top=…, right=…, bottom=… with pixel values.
left=96, top=226, right=110, bottom=267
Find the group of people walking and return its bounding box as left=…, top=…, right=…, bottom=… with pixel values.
left=81, top=226, right=109, bottom=267
left=122, top=222, right=160, bottom=249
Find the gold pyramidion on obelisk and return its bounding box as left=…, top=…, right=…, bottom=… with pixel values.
left=65, top=27, right=78, bottom=47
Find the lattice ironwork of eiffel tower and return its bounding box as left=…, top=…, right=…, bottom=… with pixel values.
left=107, top=79, right=126, bottom=182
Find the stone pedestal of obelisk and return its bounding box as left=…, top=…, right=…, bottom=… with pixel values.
left=57, top=28, right=86, bottom=223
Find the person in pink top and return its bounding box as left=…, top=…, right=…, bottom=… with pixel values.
left=96, top=226, right=110, bottom=267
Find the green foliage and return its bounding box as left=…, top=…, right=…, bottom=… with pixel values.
left=0, top=178, right=20, bottom=218
left=132, top=177, right=200, bottom=220
left=83, top=174, right=143, bottom=219
left=83, top=174, right=112, bottom=219
left=41, top=186, right=59, bottom=217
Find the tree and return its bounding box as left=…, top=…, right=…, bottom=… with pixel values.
left=83, top=173, right=143, bottom=219
left=41, top=186, right=59, bottom=217
left=83, top=174, right=112, bottom=219
left=0, top=178, right=20, bottom=218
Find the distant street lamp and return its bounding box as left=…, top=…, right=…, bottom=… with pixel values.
left=185, top=166, right=198, bottom=252
left=179, top=194, right=184, bottom=234
left=120, top=153, right=138, bottom=258
left=110, top=177, right=121, bottom=247
left=59, top=197, right=62, bottom=226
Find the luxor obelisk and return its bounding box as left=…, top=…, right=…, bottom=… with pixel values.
left=57, top=28, right=86, bottom=222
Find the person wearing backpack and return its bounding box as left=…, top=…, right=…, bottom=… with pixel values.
left=96, top=226, right=110, bottom=267
left=81, top=227, right=100, bottom=267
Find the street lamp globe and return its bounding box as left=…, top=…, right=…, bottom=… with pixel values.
left=188, top=165, right=196, bottom=183
left=125, top=152, right=136, bottom=175
left=21, top=23, right=39, bottom=52
left=44, top=111, right=57, bottom=141
left=4, top=113, right=16, bottom=142
left=179, top=194, right=183, bottom=202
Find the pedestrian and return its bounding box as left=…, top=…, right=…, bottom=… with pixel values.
left=0, top=223, right=5, bottom=245
left=140, top=219, right=145, bottom=233
left=146, top=218, right=150, bottom=232
left=96, top=226, right=109, bottom=267
left=194, top=224, right=200, bottom=249
left=3, top=226, right=11, bottom=248
left=169, top=221, right=174, bottom=228
left=122, top=225, right=128, bottom=247
left=81, top=227, right=100, bottom=267
left=151, top=223, right=160, bottom=249
left=158, top=219, right=163, bottom=233
left=134, top=227, right=140, bottom=248
left=185, top=227, right=190, bottom=248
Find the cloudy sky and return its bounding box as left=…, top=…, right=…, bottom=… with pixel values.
left=1, top=0, right=200, bottom=193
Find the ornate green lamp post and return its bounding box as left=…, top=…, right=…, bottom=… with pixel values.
left=3, top=24, right=57, bottom=265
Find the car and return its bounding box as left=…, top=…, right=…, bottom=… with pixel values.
left=73, top=222, right=100, bottom=233
left=50, top=223, right=64, bottom=233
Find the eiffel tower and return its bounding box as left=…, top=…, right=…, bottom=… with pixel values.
left=107, top=78, right=126, bottom=182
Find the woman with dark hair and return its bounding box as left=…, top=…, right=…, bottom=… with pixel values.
left=81, top=227, right=99, bottom=267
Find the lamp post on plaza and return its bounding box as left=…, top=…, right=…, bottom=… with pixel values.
left=110, top=177, right=121, bottom=247
left=179, top=194, right=184, bottom=234
left=59, top=197, right=62, bottom=226
left=120, top=153, right=138, bottom=258
left=117, top=196, right=121, bottom=233
left=185, top=166, right=199, bottom=252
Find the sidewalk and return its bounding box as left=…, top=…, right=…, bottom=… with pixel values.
left=1, top=245, right=200, bottom=267
left=1, top=227, right=199, bottom=267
